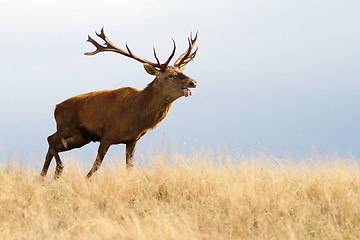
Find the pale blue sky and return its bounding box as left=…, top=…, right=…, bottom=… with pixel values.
left=1, top=0, right=360, bottom=165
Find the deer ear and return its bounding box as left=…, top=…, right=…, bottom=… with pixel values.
left=143, top=63, right=160, bottom=76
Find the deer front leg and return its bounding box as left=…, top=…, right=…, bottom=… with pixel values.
left=86, top=141, right=111, bottom=178
left=126, top=140, right=137, bottom=169
left=40, top=148, right=53, bottom=176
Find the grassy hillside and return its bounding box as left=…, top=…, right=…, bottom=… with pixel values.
left=0, top=153, right=359, bottom=239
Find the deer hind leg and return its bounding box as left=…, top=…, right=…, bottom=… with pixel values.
left=55, top=134, right=91, bottom=178
left=86, top=140, right=111, bottom=178
left=58, top=133, right=91, bottom=152
left=42, top=131, right=90, bottom=178
left=40, top=133, right=62, bottom=178
left=40, top=147, right=53, bottom=176
left=45, top=133, right=65, bottom=179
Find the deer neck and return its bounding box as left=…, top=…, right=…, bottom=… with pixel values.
left=139, top=79, right=175, bottom=129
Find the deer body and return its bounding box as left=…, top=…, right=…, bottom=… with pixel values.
left=41, top=29, right=198, bottom=178
left=55, top=82, right=174, bottom=146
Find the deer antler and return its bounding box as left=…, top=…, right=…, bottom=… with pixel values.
left=174, top=32, right=198, bottom=69
left=85, top=27, right=176, bottom=71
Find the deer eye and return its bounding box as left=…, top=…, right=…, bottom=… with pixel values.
left=168, top=73, right=177, bottom=79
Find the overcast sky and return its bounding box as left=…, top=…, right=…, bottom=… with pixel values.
left=1, top=0, right=360, bottom=166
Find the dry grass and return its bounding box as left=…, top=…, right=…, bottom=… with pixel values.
left=0, top=153, right=359, bottom=240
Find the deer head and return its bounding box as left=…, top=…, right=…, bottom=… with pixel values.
left=85, top=28, right=198, bottom=100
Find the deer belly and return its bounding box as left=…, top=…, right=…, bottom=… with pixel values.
left=109, top=129, right=148, bottom=144
left=78, top=124, right=102, bottom=142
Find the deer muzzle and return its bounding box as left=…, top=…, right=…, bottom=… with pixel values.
left=182, top=80, right=197, bottom=97
left=189, top=80, right=197, bottom=88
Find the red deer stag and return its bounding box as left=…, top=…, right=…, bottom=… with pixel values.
left=40, top=28, right=198, bottom=178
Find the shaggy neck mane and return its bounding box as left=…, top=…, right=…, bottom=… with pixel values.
left=137, top=78, right=174, bottom=129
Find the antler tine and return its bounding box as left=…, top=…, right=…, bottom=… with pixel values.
left=177, top=47, right=198, bottom=66
left=84, top=27, right=117, bottom=55
left=96, top=27, right=106, bottom=42
left=153, top=47, right=161, bottom=66
left=84, top=35, right=102, bottom=55
left=189, top=31, right=198, bottom=47
left=162, top=39, right=176, bottom=68
left=174, top=32, right=198, bottom=68
left=125, top=43, right=135, bottom=57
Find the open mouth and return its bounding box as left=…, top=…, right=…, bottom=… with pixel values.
left=182, top=88, right=193, bottom=97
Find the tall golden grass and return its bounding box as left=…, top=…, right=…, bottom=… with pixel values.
left=0, top=152, right=359, bottom=240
